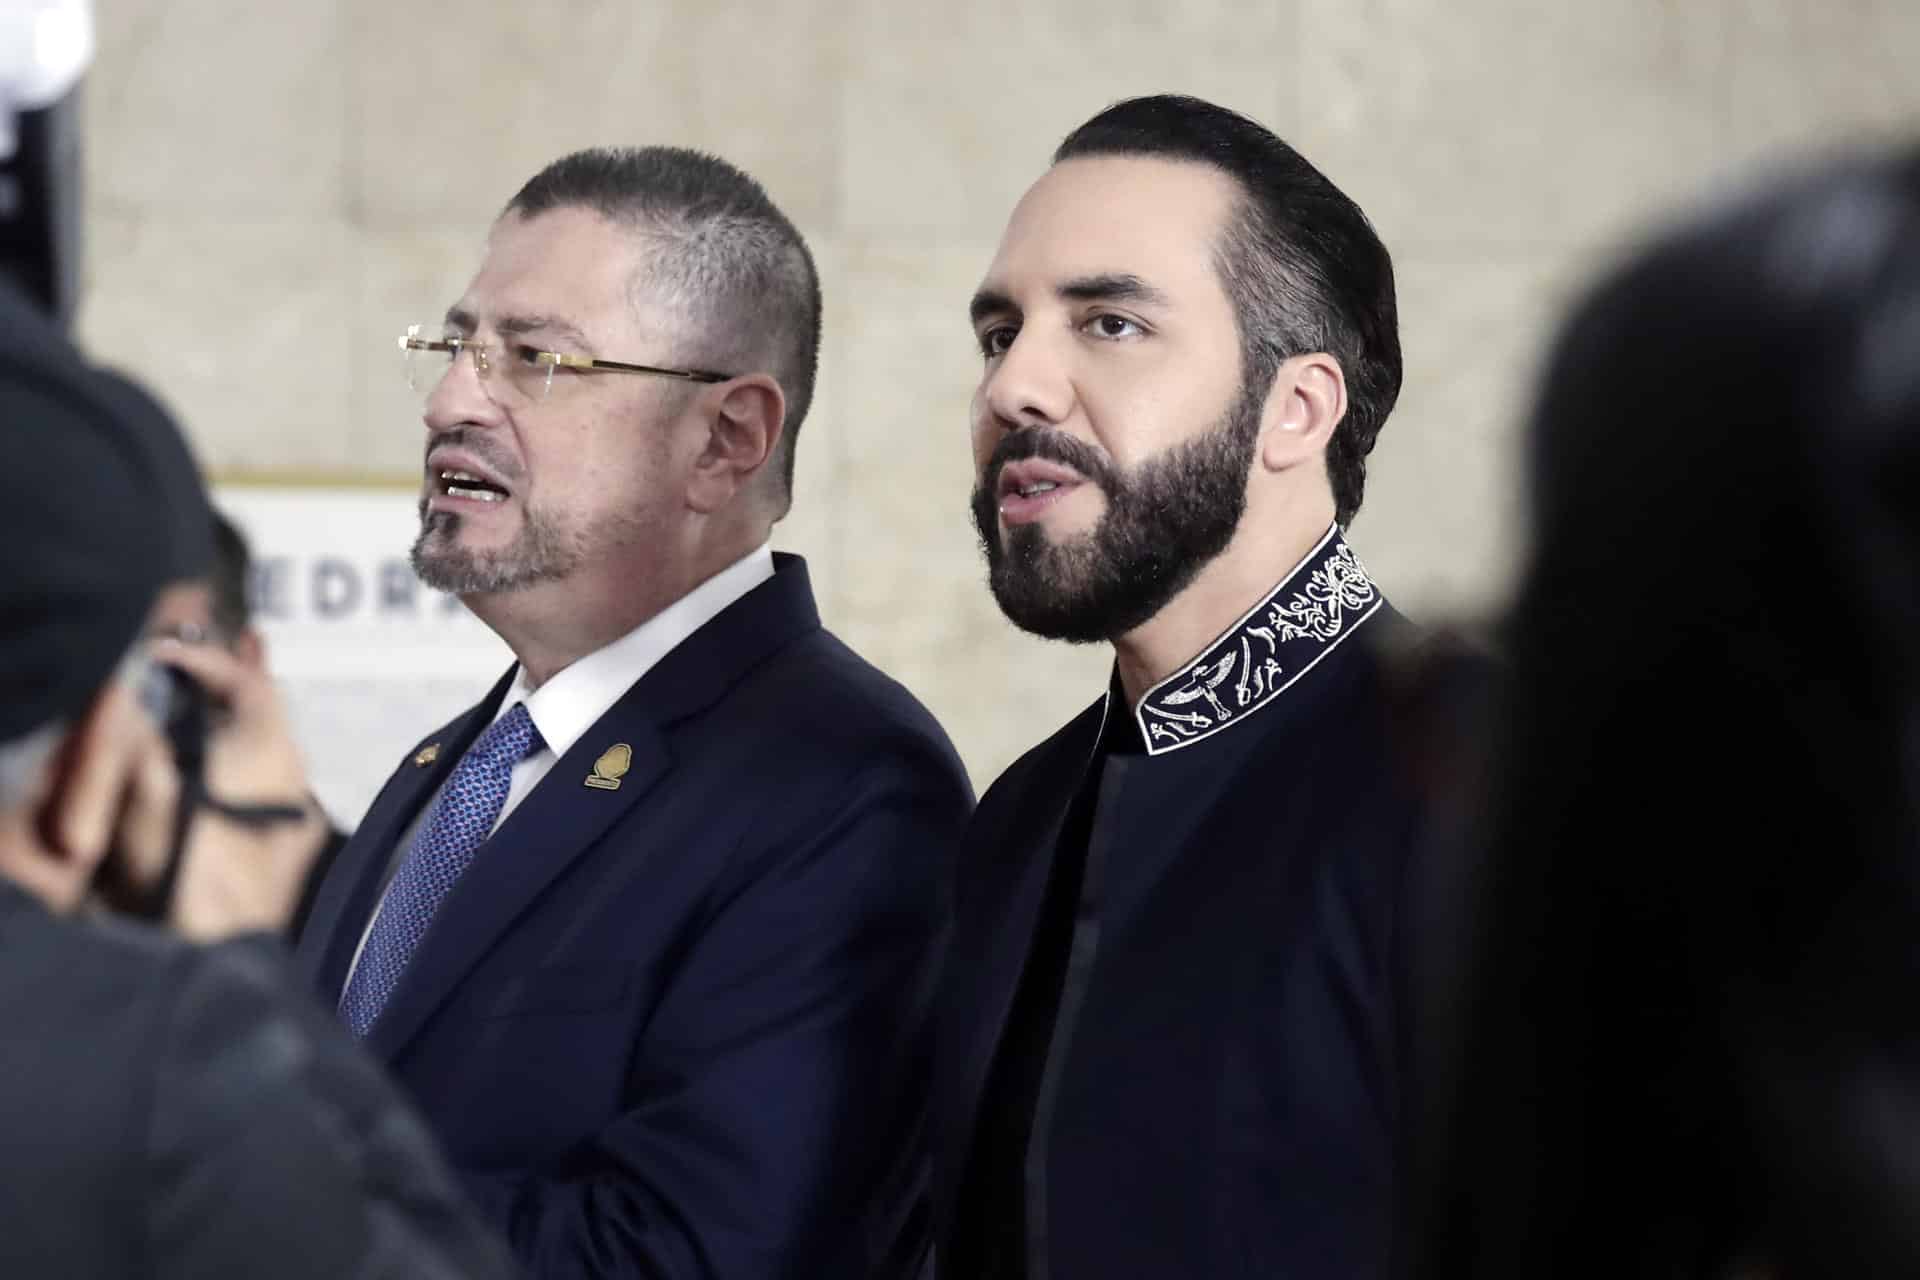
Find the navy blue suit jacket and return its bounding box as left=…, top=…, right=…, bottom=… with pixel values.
left=295, top=555, right=972, bottom=1277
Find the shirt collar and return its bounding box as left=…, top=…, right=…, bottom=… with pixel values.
left=1130, top=523, right=1384, bottom=756
left=492, top=541, right=777, bottom=758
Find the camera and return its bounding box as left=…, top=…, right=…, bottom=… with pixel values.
left=136, top=658, right=209, bottom=782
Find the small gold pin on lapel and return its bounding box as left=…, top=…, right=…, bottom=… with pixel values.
left=585, top=743, right=633, bottom=791
left=413, top=743, right=441, bottom=767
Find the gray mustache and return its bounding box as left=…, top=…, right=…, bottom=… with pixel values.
left=426, top=427, right=524, bottom=484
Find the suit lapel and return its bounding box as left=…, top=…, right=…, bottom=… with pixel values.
left=364, top=710, right=673, bottom=1062
left=294, top=674, right=511, bottom=994
left=362, top=553, right=826, bottom=1062
left=937, top=697, right=1107, bottom=1232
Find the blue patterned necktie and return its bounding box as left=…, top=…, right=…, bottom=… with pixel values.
left=339, top=702, right=541, bottom=1037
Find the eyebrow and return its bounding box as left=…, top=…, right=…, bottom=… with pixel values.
left=442, top=307, right=592, bottom=352
left=968, top=287, right=1015, bottom=328
left=968, top=273, right=1173, bottom=327
left=1058, top=272, right=1171, bottom=308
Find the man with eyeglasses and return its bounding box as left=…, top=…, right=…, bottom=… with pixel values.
left=293, top=147, right=972, bottom=1278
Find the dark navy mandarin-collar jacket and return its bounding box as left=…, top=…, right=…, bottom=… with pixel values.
left=934, top=528, right=1426, bottom=1279
left=296, top=554, right=973, bottom=1278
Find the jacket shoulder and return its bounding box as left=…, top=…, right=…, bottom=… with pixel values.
left=734, top=625, right=971, bottom=787
left=142, top=936, right=516, bottom=1277
left=0, top=905, right=203, bottom=1275
left=971, top=693, right=1107, bottom=826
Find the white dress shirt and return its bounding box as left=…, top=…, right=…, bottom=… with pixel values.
left=343, top=541, right=777, bottom=986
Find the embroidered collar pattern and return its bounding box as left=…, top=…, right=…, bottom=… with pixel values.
left=1134, top=525, right=1383, bottom=756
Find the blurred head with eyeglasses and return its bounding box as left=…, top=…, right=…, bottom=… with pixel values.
left=403, top=148, right=820, bottom=663
left=145, top=507, right=265, bottom=672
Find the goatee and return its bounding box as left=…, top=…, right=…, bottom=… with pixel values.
left=411, top=503, right=581, bottom=594
left=412, top=425, right=579, bottom=594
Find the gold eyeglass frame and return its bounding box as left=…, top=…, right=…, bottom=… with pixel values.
left=399, top=323, right=733, bottom=400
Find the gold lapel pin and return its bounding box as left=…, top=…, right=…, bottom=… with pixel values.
left=585, top=743, right=633, bottom=791
left=413, top=743, right=441, bottom=767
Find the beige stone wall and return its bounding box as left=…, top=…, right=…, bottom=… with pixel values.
left=78, top=0, right=1920, bottom=790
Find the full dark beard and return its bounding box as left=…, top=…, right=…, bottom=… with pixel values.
left=970, top=382, right=1264, bottom=643
left=411, top=502, right=582, bottom=594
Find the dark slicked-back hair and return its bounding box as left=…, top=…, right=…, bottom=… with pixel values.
left=1054, top=95, right=1401, bottom=526
left=506, top=146, right=821, bottom=516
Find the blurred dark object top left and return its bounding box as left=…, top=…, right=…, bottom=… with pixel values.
left=0, top=0, right=91, bottom=329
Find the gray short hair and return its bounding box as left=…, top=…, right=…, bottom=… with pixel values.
left=1, top=647, right=150, bottom=814
left=0, top=720, right=64, bottom=814
left=506, top=147, right=822, bottom=517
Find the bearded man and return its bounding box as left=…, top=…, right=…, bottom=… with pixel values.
left=932, top=95, right=1427, bottom=1280
left=293, top=147, right=971, bottom=1278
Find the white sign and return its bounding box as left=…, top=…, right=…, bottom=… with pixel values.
left=213, top=485, right=511, bottom=828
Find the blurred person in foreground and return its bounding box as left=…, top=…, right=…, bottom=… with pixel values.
left=294, top=146, right=971, bottom=1277
left=1412, top=146, right=1920, bottom=1279
left=935, top=94, right=1435, bottom=1279
left=144, top=507, right=351, bottom=939
left=0, top=279, right=515, bottom=1277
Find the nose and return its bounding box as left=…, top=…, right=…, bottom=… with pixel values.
left=423, top=343, right=502, bottom=437
left=978, top=325, right=1075, bottom=436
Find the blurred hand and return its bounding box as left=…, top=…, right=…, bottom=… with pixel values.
left=146, top=639, right=327, bottom=941
left=29, top=680, right=175, bottom=913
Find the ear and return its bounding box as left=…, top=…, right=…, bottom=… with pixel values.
left=686, top=373, right=787, bottom=514
left=1258, top=353, right=1347, bottom=474
left=44, top=683, right=145, bottom=872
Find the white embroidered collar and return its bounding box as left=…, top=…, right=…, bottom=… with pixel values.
left=1132, top=523, right=1383, bottom=756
